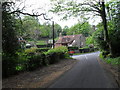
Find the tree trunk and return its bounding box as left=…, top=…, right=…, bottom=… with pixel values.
left=101, top=1, right=113, bottom=56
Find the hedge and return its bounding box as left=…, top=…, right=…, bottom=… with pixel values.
left=68, top=46, right=79, bottom=50
left=36, top=48, right=49, bottom=52
left=36, top=45, right=47, bottom=48
left=2, top=46, right=69, bottom=78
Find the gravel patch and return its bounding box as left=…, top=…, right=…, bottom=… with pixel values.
left=2, top=59, right=78, bottom=88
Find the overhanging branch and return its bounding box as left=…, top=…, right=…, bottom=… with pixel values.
left=9, top=10, right=51, bottom=20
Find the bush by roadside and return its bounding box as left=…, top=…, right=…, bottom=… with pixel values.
left=99, top=52, right=120, bottom=66
left=45, top=46, right=69, bottom=64
left=2, top=46, right=69, bottom=78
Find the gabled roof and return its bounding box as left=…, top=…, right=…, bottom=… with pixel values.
left=56, top=34, right=82, bottom=44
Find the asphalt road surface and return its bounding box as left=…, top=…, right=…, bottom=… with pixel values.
left=49, top=51, right=118, bottom=88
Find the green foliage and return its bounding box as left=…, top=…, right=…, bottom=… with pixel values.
left=14, top=51, right=29, bottom=72
left=100, top=52, right=120, bottom=65
left=55, top=37, right=59, bottom=41
left=25, top=47, right=37, bottom=54
left=21, top=17, right=62, bottom=39
left=21, top=16, right=41, bottom=39
left=99, top=52, right=104, bottom=59
left=54, top=24, right=62, bottom=38
left=3, top=46, right=69, bottom=78
left=105, top=57, right=120, bottom=65
left=50, top=0, right=120, bottom=57
left=95, top=1, right=120, bottom=57
left=36, top=41, right=46, bottom=45
left=46, top=46, right=68, bottom=54
left=26, top=53, right=45, bottom=71
left=2, top=54, right=18, bottom=77
left=91, top=23, right=108, bottom=52
left=68, top=47, right=78, bottom=50
left=86, top=36, right=94, bottom=45
left=45, top=46, right=69, bottom=64
left=62, top=26, right=69, bottom=36
left=3, top=51, right=28, bottom=77
left=40, top=23, right=52, bottom=38
left=36, top=48, right=49, bottom=52
left=67, top=22, right=92, bottom=37
left=2, top=2, right=20, bottom=55
left=79, top=46, right=89, bottom=49
left=2, top=2, right=23, bottom=78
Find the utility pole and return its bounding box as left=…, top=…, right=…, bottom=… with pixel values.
left=52, top=21, right=55, bottom=48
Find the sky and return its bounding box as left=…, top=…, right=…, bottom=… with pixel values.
left=14, top=0, right=110, bottom=28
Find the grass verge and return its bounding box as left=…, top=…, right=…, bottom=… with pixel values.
left=99, top=52, right=120, bottom=66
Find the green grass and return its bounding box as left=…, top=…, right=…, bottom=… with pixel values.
left=27, top=40, right=47, bottom=45
left=55, top=37, right=59, bottom=41
left=99, top=52, right=120, bottom=66
left=105, top=57, right=120, bottom=65
left=36, top=40, right=46, bottom=45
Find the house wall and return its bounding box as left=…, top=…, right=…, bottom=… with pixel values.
left=80, top=35, right=86, bottom=48
left=74, top=38, right=80, bottom=48
left=55, top=34, right=86, bottom=48
left=72, top=35, right=86, bottom=48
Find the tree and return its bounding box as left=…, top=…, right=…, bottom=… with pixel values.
left=40, top=23, right=52, bottom=38
left=91, top=0, right=120, bottom=57
left=50, top=0, right=119, bottom=56
left=21, top=16, right=41, bottom=40
left=62, top=26, right=69, bottom=36
left=2, top=2, right=23, bottom=77
left=54, top=23, right=62, bottom=37
left=2, top=2, right=20, bottom=55
left=107, top=1, right=120, bottom=56
left=67, top=22, right=92, bottom=37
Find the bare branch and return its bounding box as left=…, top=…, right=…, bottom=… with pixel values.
left=9, top=10, right=52, bottom=20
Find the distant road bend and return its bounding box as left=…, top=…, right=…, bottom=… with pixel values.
left=49, top=51, right=118, bottom=88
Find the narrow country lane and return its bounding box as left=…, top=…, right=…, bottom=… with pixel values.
left=49, top=51, right=118, bottom=88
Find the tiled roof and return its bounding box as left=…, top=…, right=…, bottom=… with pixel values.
left=56, top=34, right=82, bottom=44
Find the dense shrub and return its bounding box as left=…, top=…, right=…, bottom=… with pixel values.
left=2, top=2, right=20, bottom=56
left=46, top=46, right=68, bottom=54
left=79, top=46, right=97, bottom=53
left=46, top=52, right=60, bottom=64
left=3, top=46, right=70, bottom=78
left=68, top=47, right=78, bottom=50
left=15, top=51, right=29, bottom=72
left=2, top=2, right=21, bottom=78
left=79, top=47, right=90, bottom=53
left=25, top=47, right=37, bottom=54
left=36, top=45, right=47, bottom=48
left=47, top=44, right=52, bottom=48
left=26, top=53, right=44, bottom=71
left=36, top=48, right=49, bottom=53
left=2, top=54, right=18, bottom=78
left=101, top=51, right=109, bottom=58
left=100, top=52, right=120, bottom=66
left=45, top=46, right=69, bottom=64
left=105, top=57, right=120, bottom=65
